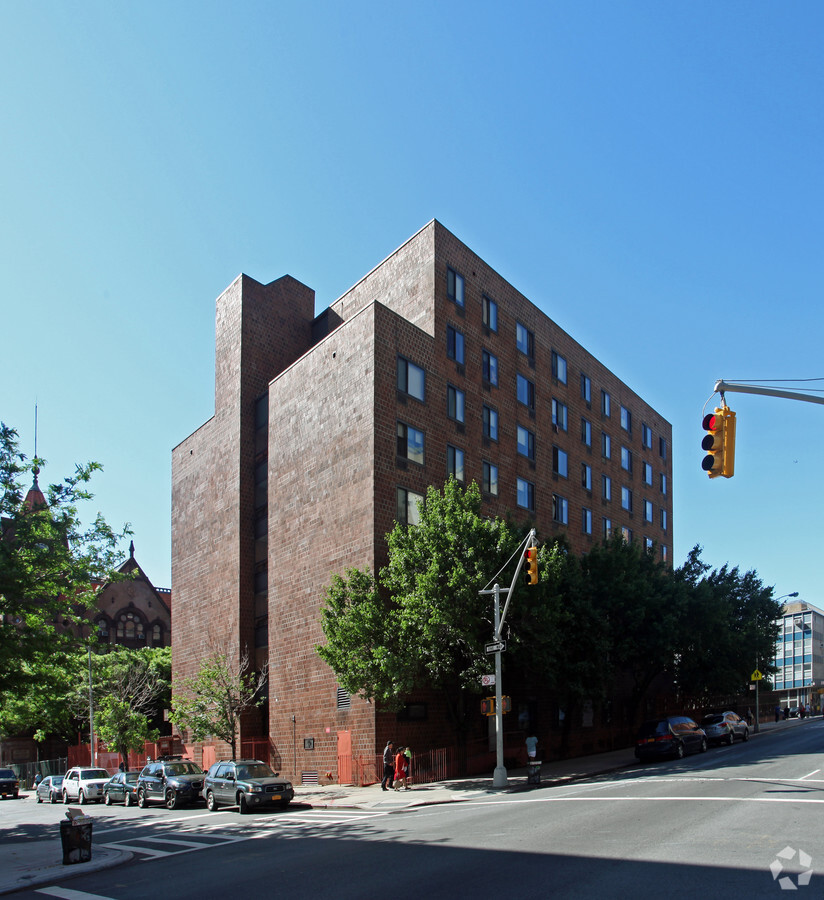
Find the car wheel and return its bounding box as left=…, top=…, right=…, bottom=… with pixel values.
left=124, top=792, right=132, bottom=807
left=104, top=792, right=112, bottom=806
left=700, top=737, right=708, bottom=753
left=78, top=790, right=86, bottom=804
left=137, top=788, right=147, bottom=809
left=36, top=792, right=42, bottom=803
left=727, top=731, right=734, bottom=746
left=165, top=789, right=178, bottom=810
left=742, top=728, right=749, bottom=741
left=50, top=792, right=58, bottom=804
left=206, top=790, right=218, bottom=812
left=674, top=742, right=685, bottom=759
left=238, top=793, right=249, bottom=815
left=62, top=790, right=69, bottom=804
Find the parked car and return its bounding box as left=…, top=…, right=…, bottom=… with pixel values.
left=136, top=756, right=205, bottom=810
left=0, top=768, right=19, bottom=799
left=203, top=759, right=295, bottom=814
left=62, top=767, right=112, bottom=804
left=787, top=706, right=800, bottom=718
left=103, top=770, right=141, bottom=806
left=635, top=716, right=708, bottom=761
left=35, top=775, right=64, bottom=803
left=701, top=711, right=750, bottom=745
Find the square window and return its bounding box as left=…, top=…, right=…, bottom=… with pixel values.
left=447, top=325, right=465, bottom=364
left=447, top=445, right=465, bottom=482
left=517, top=477, right=535, bottom=512
left=482, top=349, right=498, bottom=386
left=516, top=322, right=534, bottom=358
left=551, top=351, right=567, bottom=385
left=517, top=425, right=535, bottom=460
left=483, top=461, right=499, bottom=496
left=447, top=385, right=465, bottom=423
left=581, top=373, right=591, bottom=404
left=483, top=295, right=498, bottom=332
left=483, top=405, right=498, bottom=441
left=552, top=494, right=569, bottom=525
left=397, top=487, right=424, bottom=525
left=581, top=417, right=592, bottom=447
left=517, top=374, right=535, bottom=411
left=552, top=446, right=568, bottom=478
left=601, top=390, right=611, bottom=417
left=602, top=474, right=612, bottom=501
left=552, top=398, right=568, bottom=431
left=397, top=356, right=425, bottom=402
left=447, top=267, right=465, bottom=307
left=397, top=422, right=425, bottom=465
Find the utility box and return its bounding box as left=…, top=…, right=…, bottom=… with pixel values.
left=60, top=808, right=93, bottom=864
left=527, top=761, right=542, bottom=785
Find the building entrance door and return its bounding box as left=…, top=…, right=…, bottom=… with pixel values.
left=337, top=730, right=352, bottom=785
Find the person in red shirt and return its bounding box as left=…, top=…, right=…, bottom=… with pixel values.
left=393, top=747, right=408, bottom=791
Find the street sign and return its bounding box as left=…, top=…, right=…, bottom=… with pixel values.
left=751, top=669, right=763, bottom=681
left=485, top=640, right=506, bottom=654
left=481, top=674, right=496, bottom=686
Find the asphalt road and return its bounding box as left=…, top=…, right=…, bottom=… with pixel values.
left=8, top=721, right=824, bottom=898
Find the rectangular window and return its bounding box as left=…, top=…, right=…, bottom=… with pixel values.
left=446, top=325, right=465, bottom=364
left=552, top=399, right=568, bottom=431
left=581, top=418, right=592, bottom=447
left=397, top=487, right=424, bottom=525
left=482, top=295, right=498, bottom=332
left=482, top=350, right=498, bottom=386
left=582, top=507, right=592, bottom=535
left=621, top=446, right=632, bottom=473
left=483, top=461, right=499, bottom=496
left=621, top=406, right=632, bottom=433
left=602, top=474, right=612, bottom=501
left=642, top=423, right=653, bottom=449
left=660, top=473, right=667, bottom=495
left=552, top=446, right=568, bottom=478
left=644, top=499, right=653, bottom=523
left=483, top=405, right=498, bottom=441
left=517, top=425, right=535, bottom=460
left=447, top=267, right=465, bottom=307
left=661, top=544, right=668, bottom=562
left=621, top=486, right=633, bottom=512
left=603, top=517, right=612, bottom=538
left=397, top=356, right=425, bottom=402
left=601, top=432, right=611, bottom=459
left=516, top=322, right=534, bottom=358
left=551, top=351, right=567, bottom=384
left=643, top=462, right=653, bottom=486
left=517, top=374, right=535, bottom=411
left=447, top=385, right=465, bottom=423
left=659, top=437, right=667, bottom=460
left=644, top=537, right=654, bottom=553
left=661, top=508, right=667, bottom=531
left=581, top=373, right=591, bottom=404
left=601, top=390, right=611, bottom=417
left=517, top=477, right=535, bottom=512
left=397, top=422, right=425, bottom=465
left=621, top=525, right=632, bottom=543
left=447, top=445, right=465, bottom=482
left=582, top=463, right=592, bottom=492
left=552, top=494, right=569, bottom=525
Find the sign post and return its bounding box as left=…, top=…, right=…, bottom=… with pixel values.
left=751, top=665, right=763, bottom=733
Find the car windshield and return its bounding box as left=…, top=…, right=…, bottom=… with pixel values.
left=0, top=769, right=15, bottom=778
left=166, top=762, right=203, bottom=776
left=237, top=764, right=275, bottom=779
left=84, top=769, right=111, bottom=779
left=702, top=715, right=724, bottom=725
left=638, top=720, right=670, bottom=737
left=51, top=776, right=64, bottom=785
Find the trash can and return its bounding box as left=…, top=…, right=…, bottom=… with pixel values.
left=527, top=760, right=541, bottom=785
left=60, top=808, right=93, bottom=864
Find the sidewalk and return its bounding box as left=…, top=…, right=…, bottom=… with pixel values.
left=0, top=716, right=809, bottom=896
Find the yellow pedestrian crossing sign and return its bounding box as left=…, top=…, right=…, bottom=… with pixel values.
left=751, top=669, right=763, bottom=681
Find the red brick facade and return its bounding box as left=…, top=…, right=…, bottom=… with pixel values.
left=172, top=221, right=673, bottom=780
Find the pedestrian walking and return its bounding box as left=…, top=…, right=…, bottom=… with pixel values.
left=774, top=705, right=781, bottom=723
left=381, top=740, right=395, bottom=791
left=525, top=734, right=538, bottom=760
left=393, top=747, right=408, bottom=791
left=404, top=746, right=413, bottom=789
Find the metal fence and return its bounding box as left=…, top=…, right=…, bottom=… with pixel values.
left=10, top=758, right=68, bottom=789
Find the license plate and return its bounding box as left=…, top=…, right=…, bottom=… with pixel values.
left=270, top=794, right=281, bottom=800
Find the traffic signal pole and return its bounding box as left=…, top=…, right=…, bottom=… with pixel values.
left=714, top=380, right=824, bottom=407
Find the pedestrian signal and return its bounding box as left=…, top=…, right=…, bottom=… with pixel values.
left=701, top=406, right=736, bottom=478
left=481, top=697, right=496, bottom=716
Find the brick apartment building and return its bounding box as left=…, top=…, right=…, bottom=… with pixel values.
left=172, top=220, right=673, bottom=781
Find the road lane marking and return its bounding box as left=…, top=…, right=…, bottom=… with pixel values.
left=36, top=889, right=117, bottom=900
left=799, top=769, right=821, bottom=780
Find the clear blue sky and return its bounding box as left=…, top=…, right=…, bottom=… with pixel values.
left=3, top=1, right=822, bottom=604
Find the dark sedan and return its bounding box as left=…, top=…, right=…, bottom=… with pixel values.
left=104, top=770, right=140, bottom=806
left=35, top=775, right=64, bottom=804
left=635, top=715, right=708, bottom=761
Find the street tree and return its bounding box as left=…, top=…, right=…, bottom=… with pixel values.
left=170, top=649, right=267, bottom=760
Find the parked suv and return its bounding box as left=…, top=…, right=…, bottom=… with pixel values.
left=635, top=716, right=708, bottom=761
left=136, top=756, right=205, bottom=809
left=203, top=759, right=295, bottom=814
left=62, top=767, right=111, bottom=804
left=701, top=711, right=750, bottom=745
left=0, top=768, right=19, bottom=799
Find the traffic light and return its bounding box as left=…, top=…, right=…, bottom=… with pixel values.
left=481, top=697, right=496, bottom=716
left=525, top=546, right=538, bottom=585
left=701, top=406, right=736, bottom=479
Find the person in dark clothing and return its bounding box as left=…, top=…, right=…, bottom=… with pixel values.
left=381, top=740, right=395, bottom=791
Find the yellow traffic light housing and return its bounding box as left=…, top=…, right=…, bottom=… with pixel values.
left=525, top=546, right=538, bottom=585
left=701, top=406, right=736, bottom=478
left=481, top=697, right=496, bottom=716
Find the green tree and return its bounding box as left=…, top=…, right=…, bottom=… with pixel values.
left=0, top=422, right=129, bottom=698
left=170, top=650, right=266, bottom=760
